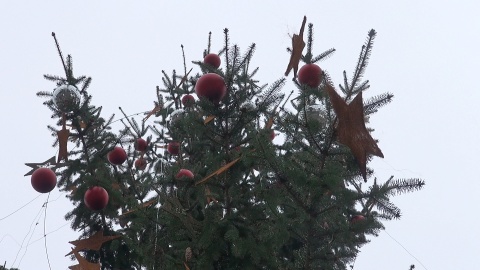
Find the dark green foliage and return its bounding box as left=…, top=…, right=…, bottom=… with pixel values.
left=37, top=25, right=423, bottom=269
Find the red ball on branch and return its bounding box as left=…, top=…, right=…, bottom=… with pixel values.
left=298, top=64, right=322, bottom=88
left=176, top=169, right=194, bottom=179
left=31, top=167, right=57, bottom=193
left=167, top=142, right=180, bottom=155
left=135, top=138, right=148, bottom=152
left=108, top=146, right=127, bottom=165
left=84, top=186, right=109, bottom=211
left=195, top=73, right=226, bottom=104
left=182, top=94, right=195, bottom=107
left=204, top=53, right=221, bottom=69
left=350, top=215, right=366, bottom=224
left=270, top=130, right=276, bottom=141
left=135, top=158, right=147, bottom=170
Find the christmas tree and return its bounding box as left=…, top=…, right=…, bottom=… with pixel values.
left=27, top=17, right=424, bottom=269
left=0, top=266, right=19, bottom=270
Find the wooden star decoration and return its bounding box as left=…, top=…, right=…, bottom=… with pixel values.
left=69, top=249, right=101, bottom=270
left=66, top=230, right=121, bottom=256
left=285, top=16, right=307, bottom=78
left=143, top=103, right=163, bottom=122
left=204, top=115, right=216, bottom=125
left=195, top=157, right=241, bottom=185
left=57, top=114, right=70, bottom=162
left=119, top=198, right=157, bottom=217
left=325, top=84, right=384, bottom=181
left=24, top=156, right=68, bottom=176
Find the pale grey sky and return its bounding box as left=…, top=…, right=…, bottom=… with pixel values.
left=1, top=1, right=479, bottom=269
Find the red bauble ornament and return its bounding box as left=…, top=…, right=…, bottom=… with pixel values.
left=84, top=186, right=109, bottom=211
left=298, top=64, right=322, bottom=88
left=204, top=53, right=221, bottom=69
left=135, top=158, right=147, bottom=170
left=182, top=94, right=195, bottom=107
left=31, top=167, right=57, bottom=193
left=176, top=169, right=194, bottom=179
left=270, top=130, right=276, bottom=141
left=167, top=142, right=180, bottom=155
left=195, top=73, right=226, bottom=103
left=135, top=138, right=148, bottom=152
left=350, top=215, right=366, bottom=224
left=108, top=146, right=127, bottom=165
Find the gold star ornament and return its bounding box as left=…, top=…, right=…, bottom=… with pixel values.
left=285, top=16, right=307, bottom=78
left=325, top=84, right=384, bottom=181
left=57, top=113, right=70, bottom=162
left=66, top=230, right=121, bottom=256
left=69, top=249, right=101, bottom=270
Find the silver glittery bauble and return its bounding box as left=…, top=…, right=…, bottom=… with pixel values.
left=240, top=101, right=255, bottom=112
left=52, top=84, right=81, bottom=112
left=169, top=109, right=185, bottom=124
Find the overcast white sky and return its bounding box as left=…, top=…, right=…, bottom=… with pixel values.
left=1, top=1, right=479, bottom=269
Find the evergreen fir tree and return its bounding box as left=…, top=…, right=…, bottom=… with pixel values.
left=32, top=18, right=424, bottom=270
left=0, top=266, right=19, bottom=270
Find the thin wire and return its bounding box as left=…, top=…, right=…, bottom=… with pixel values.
left=43, top=193, right=52, bottom=270
left=110, top=110, right=151, bottom=125
left=0, top=194, right=42, bottom=221
left=0, top=234, right=21, bottom=247
left=384, top=230, right=428, bottom=270
left=29, top=222, right=70, bottom=245
left=12, top=201, right=45, bottom=268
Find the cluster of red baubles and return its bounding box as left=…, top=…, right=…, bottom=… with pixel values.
left=30, top=138, right=152, bottom=211
left=298, top=63, right=322, bottom=88
left=30, top=59, right=318, bottom=213
left=85, top=138, right=151, bottom=210
left=195, top=53, right=226, bottom=104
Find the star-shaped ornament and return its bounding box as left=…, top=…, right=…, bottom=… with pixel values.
left=325, top=84, right=384, bottom=181
left=57, top=114, right=70, bottom=162
left=119, top=198, right=157, bottom=217
left=66, top=230, right=121, bottom=256
left=24, top=156, right=68, bottom=176
left=69, top=249, right=101, bottom=270
left=285, top=16, right=307, bottom=78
